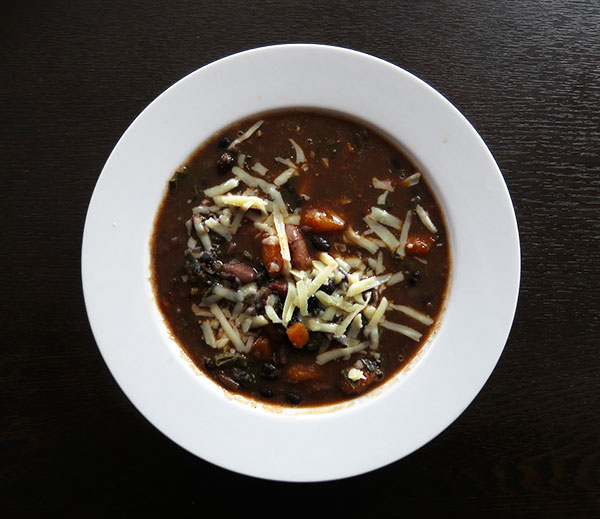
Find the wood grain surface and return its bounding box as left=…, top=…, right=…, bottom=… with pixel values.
left=2, top=1, right=599, bottom=516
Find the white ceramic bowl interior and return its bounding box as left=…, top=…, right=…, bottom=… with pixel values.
left=82, top=44, right=520, bottom=482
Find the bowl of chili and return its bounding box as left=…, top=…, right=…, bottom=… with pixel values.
left=82, top=44, right=520, bottom=481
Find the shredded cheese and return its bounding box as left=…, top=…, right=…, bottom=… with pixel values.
left=396, top=209, right=412, bottom=257
left=376, top=190, right=389, bottom=205
left=200, top=321, right=217, bottom=348
left=314, top=291, right=358, bottom=313
left=212, top=284, right=243, bottom=303
left=306, top=264, right=336, bottom=298
left=402, top=172, right=421, bottom=187
left=204, top=178, right=240, bottom=197
left=281, top=279, right=297, bottom=326
left=335, top=302, right=367, bottom=338
left=289, top=138, right=306, bottom=163
left=389, top=304, right=434, bottom=325
left=275, top=157, right=296, bottom=169
left=369, top=207, right=403, bottom=230
left=380, top=320, right=422, bottom=341
left=372, top=177, right=394, bottom=191
left=274, top=167, right=298, bottom=186
left=346, top=276, right=383, bottom=298
left=227, top=120, right=264, bottom=150
left=347, top=367, right=366, bottom=381
left=273, top=206, right=291, bottom=265
left=386, top=271, right=405, bottom=286
left=214, top=194, right=267, bottom=213
left=209, top=304, right=245, bottom=351
left=305, top=318, right=339, bottom=334
left=344, top=226, right=380, bottom=254
left=416, top=204, right=438, bottom=233
left=365, top=297, right=388, bottom=349
left=204, top=217, right=233, bottom=240
left=296, top=278, right=309, bottom=316
left=316, top=342, right=369, bottom=365
left=348, top=314, right=364, bottom=338
left=364, top=216, right=400, bottom=251
left=251, top=161, right=268, bottom=176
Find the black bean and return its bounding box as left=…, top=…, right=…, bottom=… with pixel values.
left=260, top=362, right=279, bottom=379
left=408, top=270, right=421, bottom=286
left=310, top=234, right=331, bottom=252
left=217, top=152, right=235, bottom=174
left=199, top=250, right=215, bottom=263
left=259, top=387, right=273, bottom=398
left=321, top=279, right=336, bottom=295
left=286, top=391, right=303, bottom=405
left=307, top=296, right=322, bottom=315
left=217, top=136, right=231, bottom=149
left=287, top=308, right=301, bottom=326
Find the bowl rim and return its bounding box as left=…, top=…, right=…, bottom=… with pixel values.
left=82, top=43, right=520, bottom=482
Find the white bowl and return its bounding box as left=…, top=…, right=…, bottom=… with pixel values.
left=82, top=44, right=520, bottom=482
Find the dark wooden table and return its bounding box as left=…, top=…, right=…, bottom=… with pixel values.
left=3, top=1, right=599, bottom=516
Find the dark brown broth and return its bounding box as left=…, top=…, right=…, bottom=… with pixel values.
left=151, top=110, right=450, bottom=407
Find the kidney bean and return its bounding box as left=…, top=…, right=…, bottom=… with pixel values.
left=285, top=225, right=312, bottom=270
left=221, top=260, right=257, bottom=283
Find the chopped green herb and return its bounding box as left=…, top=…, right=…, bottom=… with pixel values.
left=185, top=254, right=203, bottom=276
left=231, top=367, right=256, bottom=388
left=168, top=167, right=190, bottom=194
left=214, top=352, right=247, bottom=368
left=192, top=177, right=201, bottom=201
left=361, top=357, right=384, bottom=379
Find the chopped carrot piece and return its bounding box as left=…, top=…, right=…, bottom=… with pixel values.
left=286, top=322, right=309, bottom=349
left=251, top=336, right=272, bottom=361
left=300, top=207, right=346, bottom=232
left=261, top=236, right=284, bottom=276
left=285, top=363, right=321, bottom=382
left=405, top=236, right=434, bottom=255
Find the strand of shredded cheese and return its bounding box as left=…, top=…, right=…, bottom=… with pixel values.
left=316, top=342, right=370, bottom=365
left=389, top=304, right=434, bottom=325
left=380, top=320, right=422, bottom=341
left=209, top=304, right=246, bottom=351
left=227, top=120, right=263, bottom=150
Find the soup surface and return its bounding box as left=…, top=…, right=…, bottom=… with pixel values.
left=151, top=110, right=450, bottom=407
